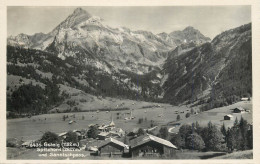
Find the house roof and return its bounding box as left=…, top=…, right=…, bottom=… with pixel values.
left=110, top=128, right=124, bottom=133
left=98, top=138, right=128, bottom=149
left=225, top=114, right=233, bottom=117
left=98, top=132, right=110, bottom=137
left=21, top=140, right=35, bottom=146
left=109, top=119, right=115, bottom=126
left=234, top=107, right=245, bottom=111
left=58, top=132, right=67, bottom=137
left=130, top=134, right=177, bottom=149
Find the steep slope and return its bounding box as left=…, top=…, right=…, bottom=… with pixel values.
left=161, top=23, right=252, bottom=109
left=7, top=45, right=164, bottom=115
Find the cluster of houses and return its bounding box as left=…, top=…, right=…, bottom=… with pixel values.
left=20, top=117, right=177, bottom=158
left=223, top=107, right=250, bottom=120
left=85, top=119, right=177, bottom=158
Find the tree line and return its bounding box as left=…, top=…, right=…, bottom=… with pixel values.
left=170, top=117, right=252, bottom=152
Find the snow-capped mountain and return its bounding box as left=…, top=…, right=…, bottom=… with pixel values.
left=7, top=8, right=210, bottom=74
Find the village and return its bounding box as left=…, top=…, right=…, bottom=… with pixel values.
left=7, top=98, right=252, bottom=159
left=19, top=114, right=177, bottom=158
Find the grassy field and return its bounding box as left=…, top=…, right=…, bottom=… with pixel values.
left=168, top=100, right=252, bottom=133
left=7, top=100, right=188, bottom=140
left=7, top=98, right=252, bottom=160
left=211, top=150, right=253, bottom=159
left=8, top=147, right=240, bottom=160
left=7, top=99, right=252, bottom=141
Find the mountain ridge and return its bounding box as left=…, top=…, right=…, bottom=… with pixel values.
left=6, top=8, right=251, bottom=114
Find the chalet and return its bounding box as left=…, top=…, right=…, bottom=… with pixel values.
left=98, top=132, right=110, bottom=140
left=224, top=114, right=233, bottom=120
left=110, top=128, right=125, bottom=137
left=98, top=125, right=110, bottom=132
left=130, top=134, right=177, bottom=158
left=98, top=129, right=124, bottom=140
left=98, top=138, right=129, bottom=157
left=233, top=107, right=246, bottom=113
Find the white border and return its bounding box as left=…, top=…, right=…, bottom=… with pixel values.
left=1, top=0, right=259, bottom=164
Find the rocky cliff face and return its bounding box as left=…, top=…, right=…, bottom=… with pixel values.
left=161, top=23, right=251, bottom=108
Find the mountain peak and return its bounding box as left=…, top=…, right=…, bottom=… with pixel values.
left=72, top=7, right=88, bottom=16
left=183, top=26, right=198, bottom=33
left=50, top=7, right=92, bottom=34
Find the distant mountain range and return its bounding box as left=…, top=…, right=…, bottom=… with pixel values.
left=7, top=8, right=252, bottom=114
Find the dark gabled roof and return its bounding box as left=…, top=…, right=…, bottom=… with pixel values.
left=130, top=134, right=177, bottom=149
left=234, top=107, right=245, bottom=111
left=224, top=114, right=233, bottom=117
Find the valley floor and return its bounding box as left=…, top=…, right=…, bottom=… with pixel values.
left=6, top=98, right=252, bottom=159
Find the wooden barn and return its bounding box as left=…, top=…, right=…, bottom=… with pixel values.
left=130, top=134, right=177, bottom=158
left=98, top=138, right=129, bottom=157
left=224, top=114, right=233, bottom=120
left=233, top=107, right=246, bottom=113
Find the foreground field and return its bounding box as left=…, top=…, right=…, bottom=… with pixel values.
left=211, top=150, right=253, bottom=159
left=7, top=147, right=235, bottom=160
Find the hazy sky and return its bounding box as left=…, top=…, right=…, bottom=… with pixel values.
left=7, top=6, right=251, bottom=39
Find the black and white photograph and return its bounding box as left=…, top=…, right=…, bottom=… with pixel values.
left=2, top=2, right=258, bottom=162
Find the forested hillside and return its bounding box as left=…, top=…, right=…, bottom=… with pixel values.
left=162, top=23, right=252, bottom=110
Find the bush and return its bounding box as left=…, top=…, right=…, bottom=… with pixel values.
left=64, top=131, right=78, bottom=143
left=40, top=131, right=60, bottom=144
left=170, top=133, right=185, bottom=149
left=7, top=138, right=23, bottom=148
left=137, top=128, right=145, bottom=136
left=177, top=115, right=181, bottom=121
left=87, top=126, right=99, bottom=139
left=158, top=127, right=169, bottom=139
left=138, top=118, right=144, bottom=124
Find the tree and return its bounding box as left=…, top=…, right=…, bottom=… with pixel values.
left=177, top=115, right=181, bottom=121
left=87, top=126, right=99, bottom=139
left=159, top=127, right=169, bottom=139
left=186, top=133, right=205, bottom=151
left=179, top=124, right=193, bottom=146
left=247, top=125, right=253, bottom=149
left=221, top=123, right=227, bottom=142
left=64, top=131, right=78, bottom=143
left=201, top=122, right=225, bottom=151
left=40, top=131, right=60, bottom=144
left=185, top=113, right=191, bottom=118
left=170, top=133, right=185, bottom=149
left=138, top=118, right=144, bottom=124
left=191, top=108, right=194, bottom=115
left=238, top=117, right=249, bottom=150
left=137, top=128, right=145, bottom=136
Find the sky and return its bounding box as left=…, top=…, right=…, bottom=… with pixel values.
left=7, top=6, right=251, bottom=39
